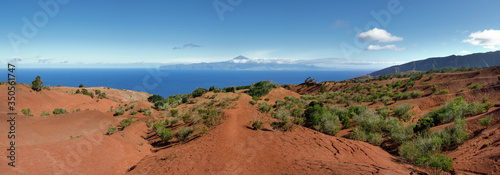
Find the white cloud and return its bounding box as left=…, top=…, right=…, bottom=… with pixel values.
left=357, top=28, right=403, bottom=43
left=463, top=29, right=500, bottom=50
left=460, top=50, right=471, bottom=54
left=366, top=44, right=405, bottom=51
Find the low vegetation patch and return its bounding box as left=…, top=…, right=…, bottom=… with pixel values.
left=246, top=80, right=279, bottom=97
left=479, top=116, right=492, bottom=126
left=21, top=108, right=34, bottom=117
left=53, top=108, right=69, bottom=115
left=119, top=117, right=135, bottom=128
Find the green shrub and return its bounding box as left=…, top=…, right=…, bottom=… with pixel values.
left=79, top=84, right=84, bottom=88
left=258, top=102, right=272, bottom=113
left=40, top=111, right=50, bottom=116
left=415, top=96, right=472, bottom=131
left=431, top=85, right=438, bottom=93
left=170, top=118, right=179, bottom=125
left=252, top=120, right=264, bottom=130
left=246, top=81, right=278, bottom=97
left=21, top=108, right=33, bottom=116
left=387, top=121, right=415, bottom=144
left=468, top=83, right=482, bottom=89
left=175, top=126, right=194, bottom=141
left=192, top=87, right=208, bottom=98
left=339, top=113, right=350, bottom=129
left=392, top=103, right=413, bottom=121
left=144, top=108, right=153, bottom=116
left=293, top=117, right=305, bottom=126
left=375, top=106, right=390, bottom=118
left=170, top=109, right=179, bottom=117
left=274, top=107, right=291, bottom=123
left=481, top=96, right=489, bottom=103
left=31, top=76, right=43, bottom=91
left=119, top=117, right=135, bottom=128
left=159, top=128, right=174, bottom=142
left=304, top=102, right=341, bottom=135
left=148, top=95, right=164, bottom=103
left=435, top=89, right=449, bottom=95
left=367, top=132, right=382, bottom=146
left=381, top=96, right=391, bottom=105
left=249, top=100, right=257, bottom=105
left=222, top=86, right=236, bottom=93
left=114, top=108, right=125, bottom=116
left=350, top=127, right=367, bottom=142
left=182, top=114, right=191, bottom=123
left=129, top=110, right=138, bottom=115
left=479, top=116, right=492, bottom=126
left=353, top=110, right=383, bottom=133
left=107, top=127, right=117, bottom=135
left=427, top=154, right=453, bottom=173
left=53, top=108, right=69, bottom=115
left=155, top=101, right=170, bottom=111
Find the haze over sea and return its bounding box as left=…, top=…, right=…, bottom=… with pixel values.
left=4, top=69, right=372, bottom=97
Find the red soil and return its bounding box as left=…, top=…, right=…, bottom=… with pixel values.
left=128, top=92, right=419, bottom=174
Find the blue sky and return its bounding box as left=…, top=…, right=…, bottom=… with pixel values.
left=1, top=0, right=499, bottom=69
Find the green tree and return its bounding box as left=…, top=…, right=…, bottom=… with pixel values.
left=32, top=76, right=43, bottom=91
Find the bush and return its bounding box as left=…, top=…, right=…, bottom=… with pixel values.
left=175, top=127, right=194, bottom=141
left=415, top=96, right=471, bottom=131
left=293, top=117, right=305, bottom=126
left=222, top=86, right=236, bottom=93
left=274, top=107, right=291, bottom=122
left=147, top=95, right=164, bottom=103
left=392, top=103, right=413, bottom=121
left=304, top=102, right=341, bottom=135
left=114, top=108, right=125, bottom=116
left=107, top=127, right=117, bottom=135
left=435, top=89, right=449, bottom=95
left=53, top=108, right=69, bottom=115
left=155, top=101, right=170, bottom=111
left=79, top=84, right=84, bottom=88
left=431, top=85, right=438, bottom=93
left=170, top=118, right=179, bottom=125
left=375, top=106, right=390, bottom=118
left=427, top=154, right=453, bottom=173
left=252, top=120, right=264, bottom=130
left=350, top=127, right=367, bottom=142
left=170, top=109, right=179, bottom=117
left=21, top=108, right=33, bottom=117
left=258, top=103, right=272, bottom=113
left=144, top=108, right=153, bottom=116
left=31, top=76, right=43, bottom=91
left=387, top=121, right=415, bottom=144
left=129, top=110, right=138, bottom=115
left=468, top=83, right=482, bottom=89
left=40, top=111, right=50, bottom=116
left=120, top=117, right=135, bottom=128
left=353, top=110, right=383, bottom=133
left=182, top=114, right=191, bottom=123
left=159, top=128, right=174, bottom=142
left=367, top=132, right=382, bottom=146
left=479, top=116, right=492, bottom=126
left=246, top=81, right=278, bottom=97
left=249, top=100, right=257, bottom=105
left=381, top=96, right=391, bottom=105
left=192, top=87, right=208, bottom=98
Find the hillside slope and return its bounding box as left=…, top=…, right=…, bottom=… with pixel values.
left=370, top=51, right=500, bottom=76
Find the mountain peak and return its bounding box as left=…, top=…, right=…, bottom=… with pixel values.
left=233, top=55, right=250, bottom=60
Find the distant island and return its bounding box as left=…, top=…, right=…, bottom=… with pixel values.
left=370, top=50, right=500, bottom=76
left=160, top=55, right=322, bottom=70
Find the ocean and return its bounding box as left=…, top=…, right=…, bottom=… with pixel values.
left=3, top=69, right=372, bottom=97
